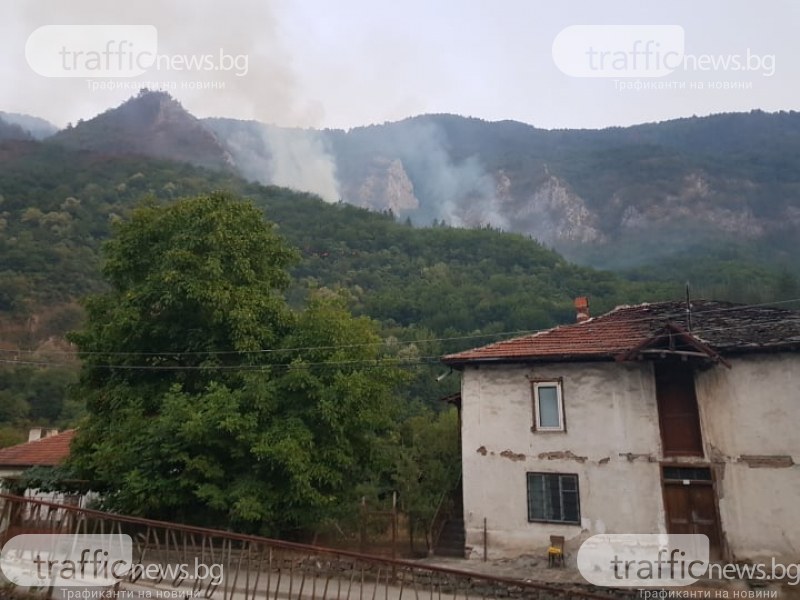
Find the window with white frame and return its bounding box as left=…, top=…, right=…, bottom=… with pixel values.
left=531, top=379, right=565, bottom=431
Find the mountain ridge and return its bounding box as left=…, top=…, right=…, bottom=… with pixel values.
left=32, top=92, right=800, bottom=271
left=0, top=128, right=797, bottom=367
left=0, top=112, right=58, bottom=140
left=50, top=90, right=234, bottom=171
left=0, top=116, right=33, bottom=141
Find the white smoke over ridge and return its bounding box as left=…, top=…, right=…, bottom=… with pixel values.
left=210, top=116, right=505, bottom=220
left=8, top=0, right=502, bottom=218
left=260, top=127, right=340, bottom=202
left=386, top=119, right=508, bottom=229
left=205, top=118, right=340, bottom=202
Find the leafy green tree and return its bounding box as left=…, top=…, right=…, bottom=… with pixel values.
left=394, top=407, right=460, bottom=552
left=0, top=365, right=79, bottom=431
left=26, top=368, right=77, bottom=422
left=68, top=193, right=403, bottom=536
left=0, top=425, right=25, bottom=448
left=0, top=389, right=29, bottom=423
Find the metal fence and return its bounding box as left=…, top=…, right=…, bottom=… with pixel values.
left=0, top=493, right=631, bottom=600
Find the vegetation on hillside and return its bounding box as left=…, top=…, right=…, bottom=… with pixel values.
left=325, top=110, right=800, bottom=267
left=41, top=92, right=800, bottom=274
left=0, top=141, right=797, bottom=451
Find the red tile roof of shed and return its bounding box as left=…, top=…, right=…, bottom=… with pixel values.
left=442, top=300, right=800, bottom=365
left=0, top=430, right=75, bottom=467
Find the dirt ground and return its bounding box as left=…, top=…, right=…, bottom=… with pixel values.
left=419, top=554, right=800, bottom=599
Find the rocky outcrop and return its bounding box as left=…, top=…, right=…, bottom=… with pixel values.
left=348, top=158, right=419, bottom=215
left=514, top=175, right=604, bottom=245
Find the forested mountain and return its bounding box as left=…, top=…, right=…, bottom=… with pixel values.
left=50, top=92, right=234, bottom=171
left=4, top=93, right=800, bottom=441
left=37, top=91, right=800, bottom=276
left=211, top=109, right=800, bottom=273
left=0, top=139, right=671, bottom=438
left=0, top=140, right=668, bottom=337
left=6, top=135, right=793, bottom=343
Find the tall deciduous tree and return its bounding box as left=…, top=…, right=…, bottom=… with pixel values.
left=68, top=193, right=403, bottom=535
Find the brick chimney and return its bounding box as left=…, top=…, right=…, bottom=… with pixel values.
left=574, top=296, right=590, bottom=322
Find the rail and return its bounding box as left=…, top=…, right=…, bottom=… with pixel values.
left=0, top=493, right=630, bottom=600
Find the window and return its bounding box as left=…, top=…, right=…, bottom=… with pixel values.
left=527, top=473, right=580, bottom=524
left=662, top=466, right=712, bottom=481
left=531, top=380, right=565, bottom=431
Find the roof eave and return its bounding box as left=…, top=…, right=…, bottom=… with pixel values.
left=616, top=322, right=731, bottom=368
left=717, top=342, right=800, bottom=355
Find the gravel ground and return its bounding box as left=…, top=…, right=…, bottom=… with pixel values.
left=418, top=555, right=800, bottom=599
left=419, top=553, right=589, bottom=584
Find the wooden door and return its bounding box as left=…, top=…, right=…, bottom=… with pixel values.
left=663, top=479, right=722, bottom=559
left=655, top=363, right=704, bottom=456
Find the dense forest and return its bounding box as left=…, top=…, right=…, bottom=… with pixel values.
left=0, top=139, right=798, bottom=446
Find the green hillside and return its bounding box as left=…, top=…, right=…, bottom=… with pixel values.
left=0, top=141, right=667, bottom=330
left=0, top=139, right=797, bottom=440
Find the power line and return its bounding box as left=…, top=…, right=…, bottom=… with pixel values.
left=0, top=328, right=538, bottom=358
left=2, top=298, right=799, bottom=360
left=0, top=355, right=444, bottom=372
left=2, top=315, right=799, bottom=372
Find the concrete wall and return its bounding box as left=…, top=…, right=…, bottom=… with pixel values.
left=460, top=353, right=800, bottom=562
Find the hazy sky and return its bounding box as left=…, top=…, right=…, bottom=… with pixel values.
left=1, top=0, right=798, bottom=130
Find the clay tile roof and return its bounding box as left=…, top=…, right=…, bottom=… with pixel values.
left=0, top=430, right=76, bottom=467
left=442, top=300, right=800, bottom=365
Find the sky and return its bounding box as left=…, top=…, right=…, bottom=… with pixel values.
left=1, top=0, right=799, bottom=130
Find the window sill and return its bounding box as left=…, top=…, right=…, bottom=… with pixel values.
left=527, top=519, right=581, bottom=526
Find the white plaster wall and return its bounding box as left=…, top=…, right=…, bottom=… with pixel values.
left=460, top=361, right=665, bottom=559
left=695, top=353, right=800, bottom=561
left=460, top=353, right=800, bottom=562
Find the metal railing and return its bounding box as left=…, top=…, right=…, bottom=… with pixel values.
left=0, top=493, right=631, bottom=600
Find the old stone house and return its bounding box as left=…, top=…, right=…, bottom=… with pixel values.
left=441, top=299, right=800, bottom=562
